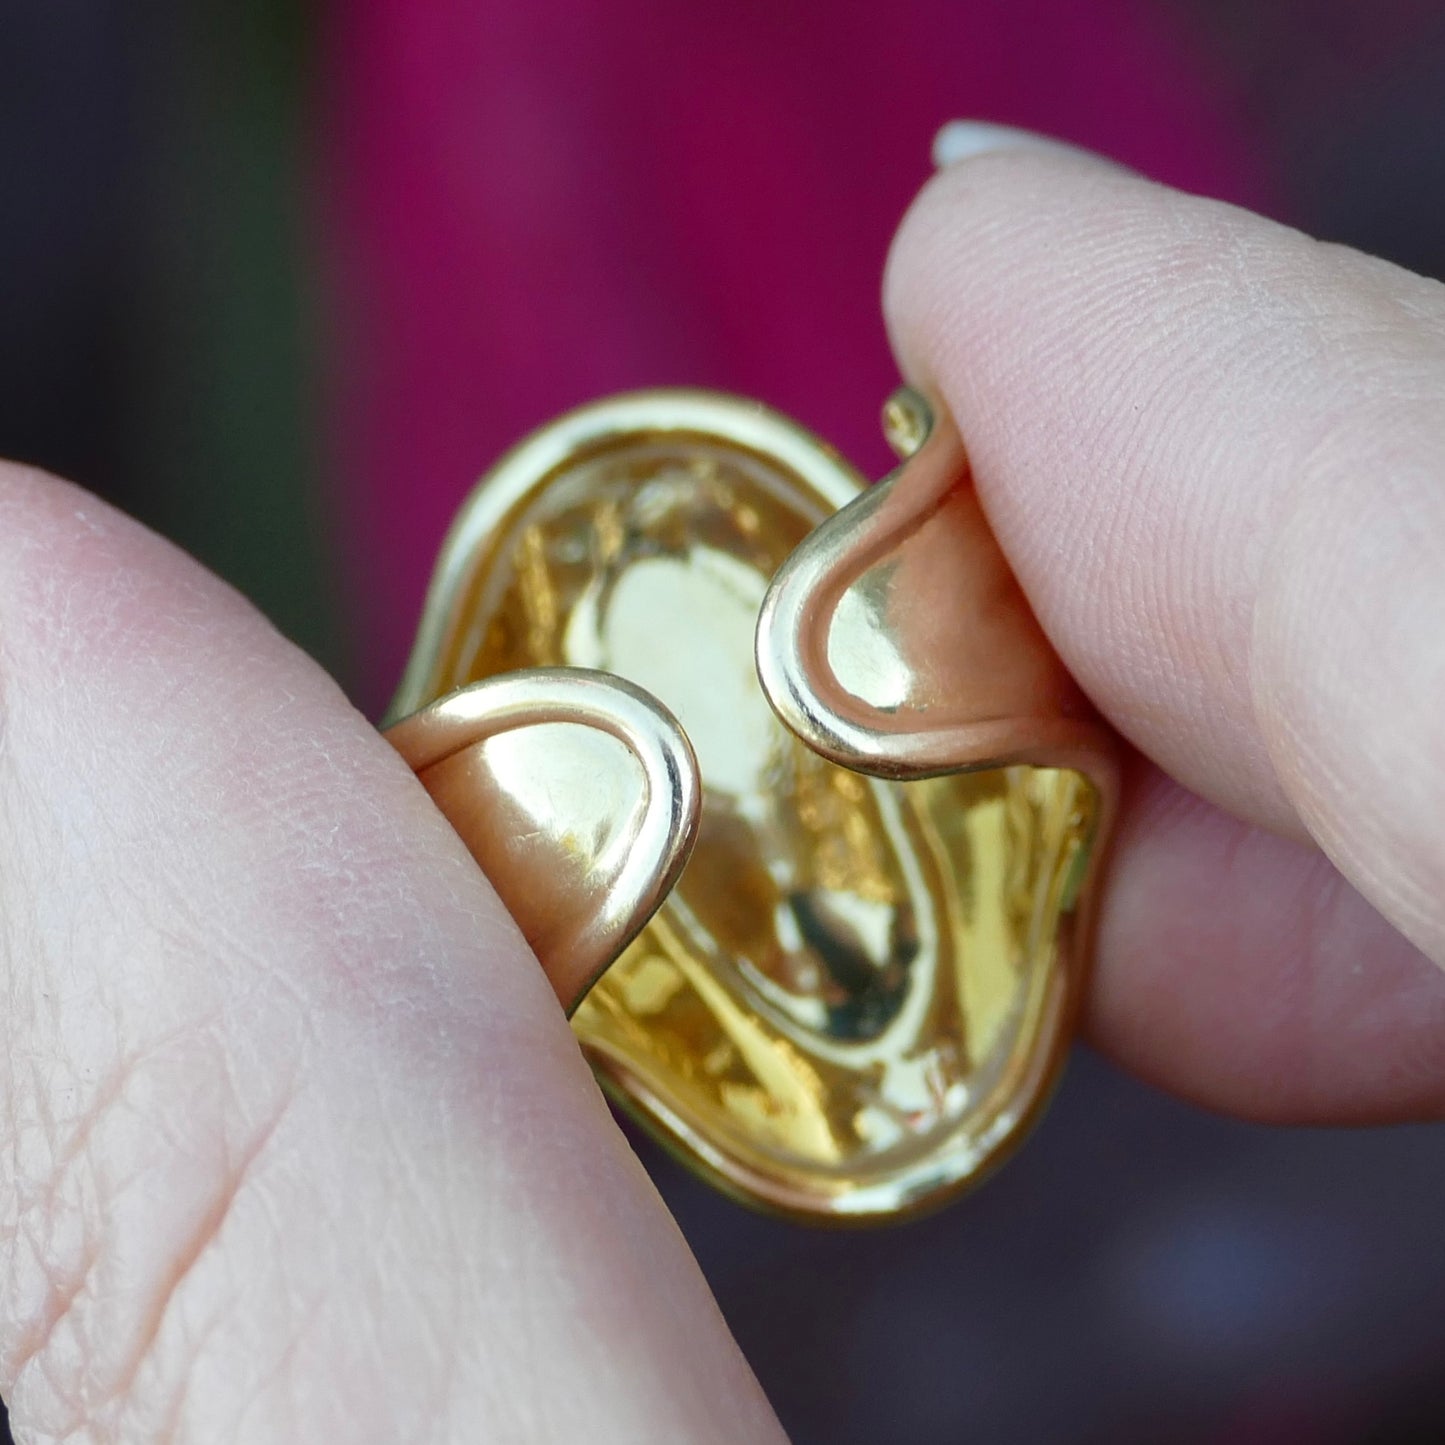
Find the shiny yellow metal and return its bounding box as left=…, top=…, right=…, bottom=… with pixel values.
left=385, top=389, right=1117, bottom=1224
left=385, top=669, right=700, bottom=1008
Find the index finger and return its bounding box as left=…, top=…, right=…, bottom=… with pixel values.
left=883, top=126, right=1445, bottom=1117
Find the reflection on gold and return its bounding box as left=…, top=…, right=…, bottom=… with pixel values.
left=404, top=411, right=1099, bottom=1221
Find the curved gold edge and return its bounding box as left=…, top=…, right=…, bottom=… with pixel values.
left=754, top=386, right=1121, bottom=797
left=586, top=971, right=1083, bottom=1228
left=383, top=385, right=1122, bottom=1227
left=577, top=746, right=1118, bottom=1226
left=383, top=389, right=865, bottom=730
left=588, top=814, right=1113, bottom=1229
left=739, top=386, right=1120, bottom=1222
left=384, top=667, right=702, bottom=1014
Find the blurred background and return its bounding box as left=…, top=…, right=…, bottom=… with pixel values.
left=3, top=1, right=1445, bottom=1440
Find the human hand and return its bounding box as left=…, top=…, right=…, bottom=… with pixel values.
left=899, top=123, right=1445, bottom=1121
left=0, top=124, right=1442, bottom=1441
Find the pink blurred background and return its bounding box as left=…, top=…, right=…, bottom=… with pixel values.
left=319, top=0, right=1268, bottom=710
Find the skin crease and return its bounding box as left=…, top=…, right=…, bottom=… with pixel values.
left=0, top=137, right=1440, bottom=1439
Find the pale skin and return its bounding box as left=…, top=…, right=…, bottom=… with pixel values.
left=0, top=130, right=1442, bottom=1441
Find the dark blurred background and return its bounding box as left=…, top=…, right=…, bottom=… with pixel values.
left=2, top=2, right=1445, bottom=1441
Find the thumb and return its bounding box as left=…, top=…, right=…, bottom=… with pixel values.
left=0, top=465, right=780, bottom=1443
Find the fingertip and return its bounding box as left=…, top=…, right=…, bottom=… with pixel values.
left=883, top=132, right=1146, bottom=385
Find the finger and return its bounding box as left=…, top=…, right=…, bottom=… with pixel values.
left=1089, top=755, right=1445, bottom=1121
left=0, top=465, right=780, bottom=1443
left=884, top=127, right=1445, bottom=968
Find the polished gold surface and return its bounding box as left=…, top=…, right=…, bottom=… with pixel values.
left=757, top=387, right=1121, bottom=781
left=387, top=390, right=1116, bottom=1223
left=386, top=669, right=700, bottom=1008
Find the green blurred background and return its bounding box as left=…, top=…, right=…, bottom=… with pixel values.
left=1, top=2, right=346, bottom=679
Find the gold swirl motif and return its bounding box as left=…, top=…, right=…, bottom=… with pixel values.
left=386, top=390, right=1117, bottom=1224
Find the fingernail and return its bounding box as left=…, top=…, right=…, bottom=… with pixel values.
left=931, top=120, right=1107, bottom=171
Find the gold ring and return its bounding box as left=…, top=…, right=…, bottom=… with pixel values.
left=384, top=387, right=1118, bottom=1225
